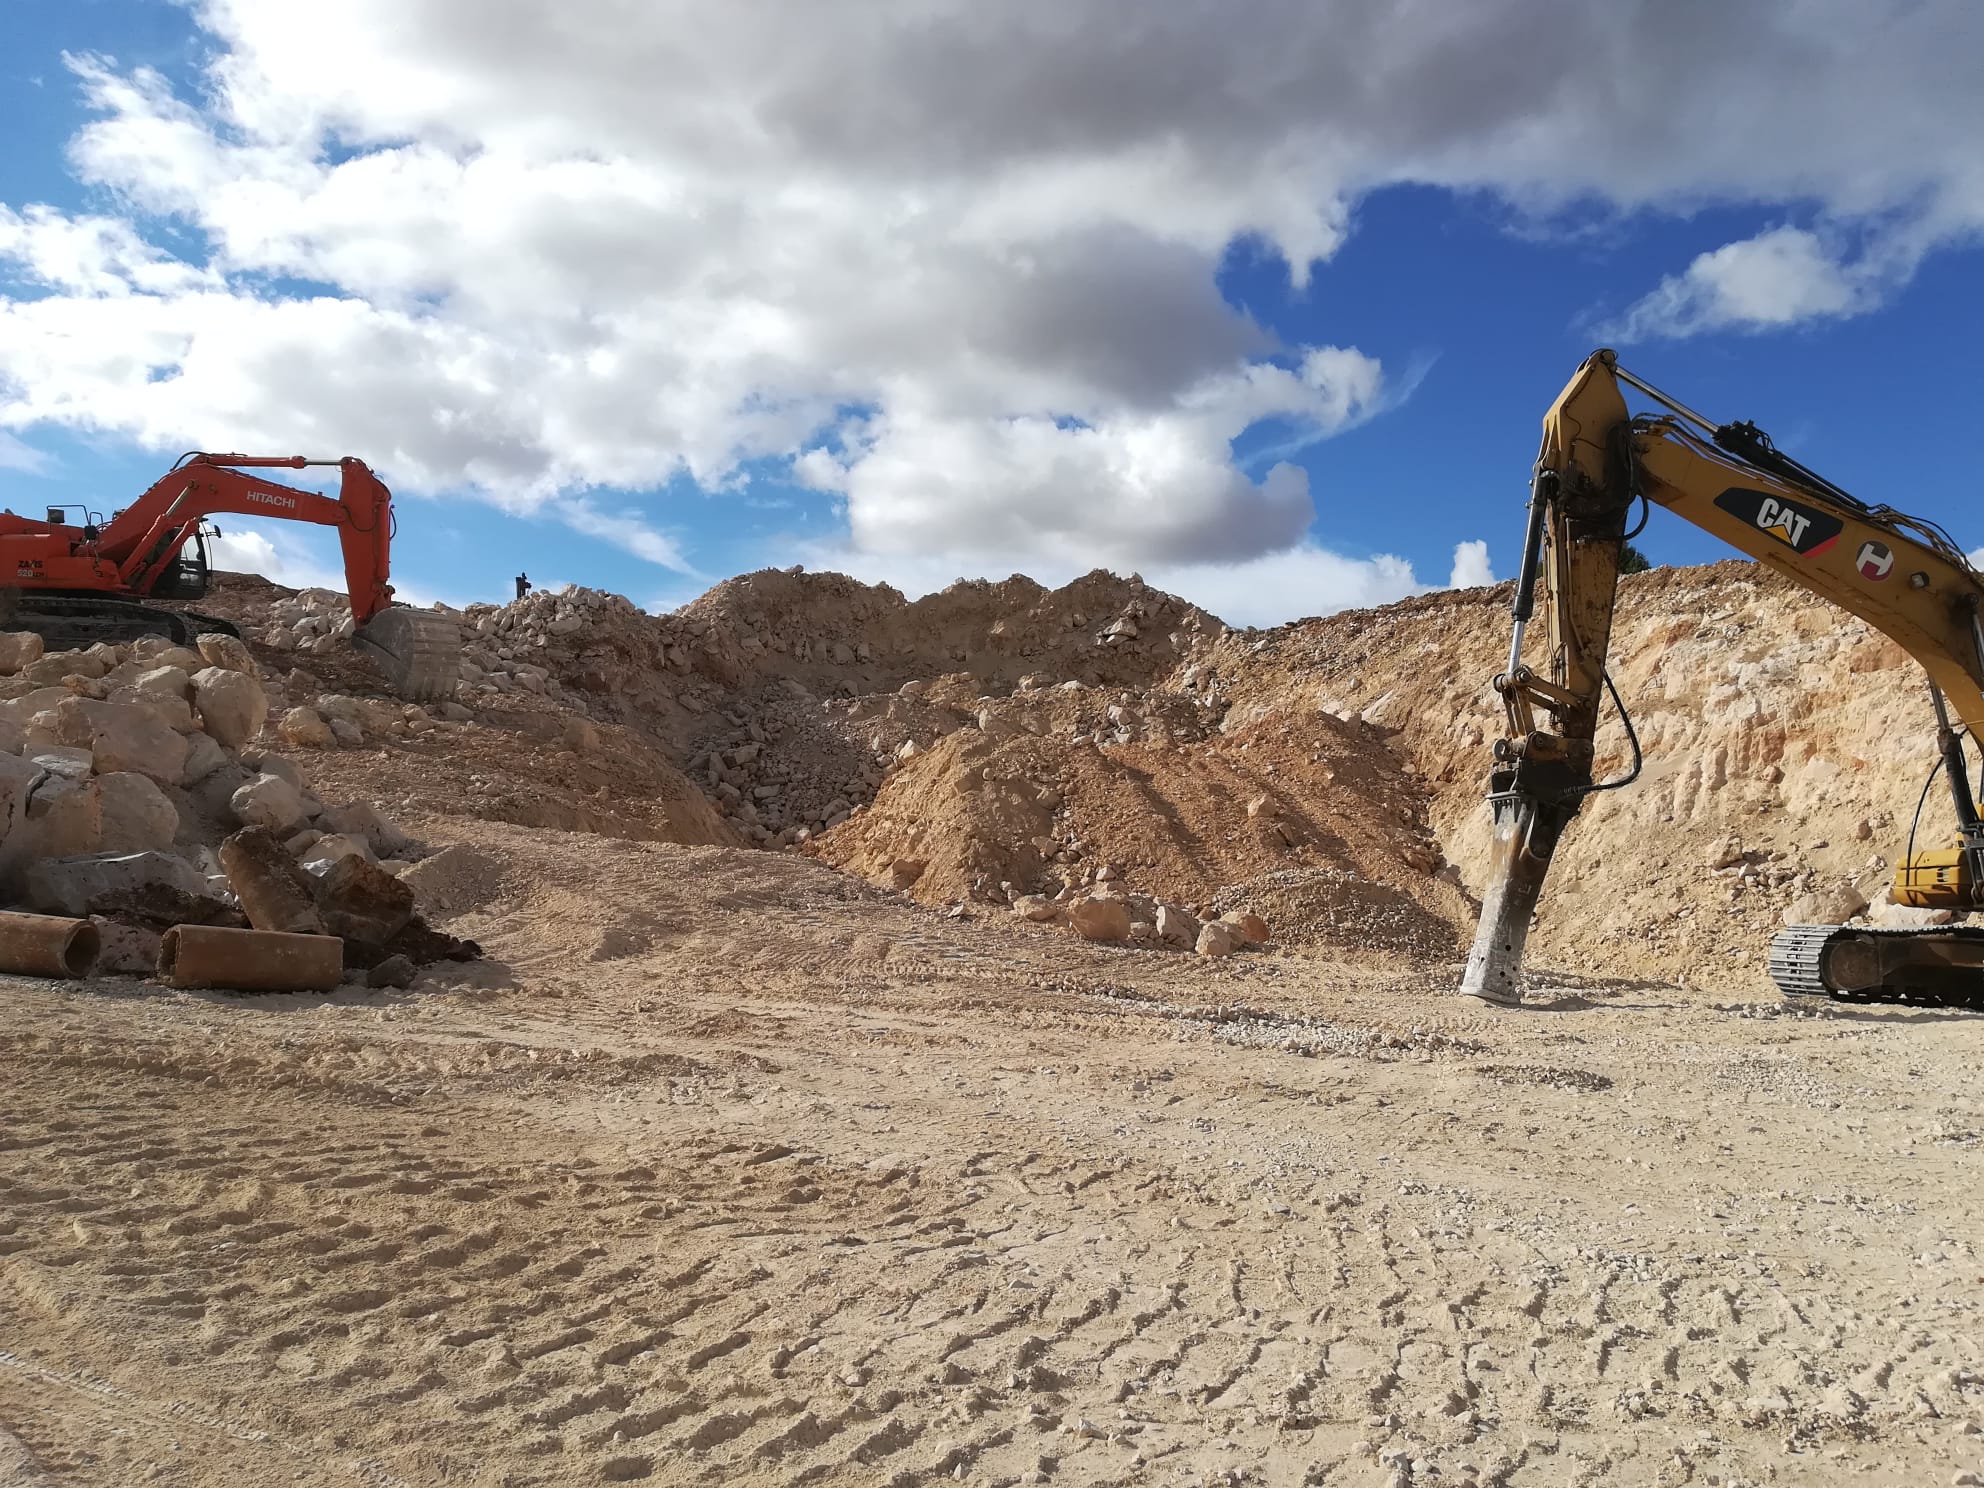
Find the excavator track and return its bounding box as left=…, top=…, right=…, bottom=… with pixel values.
left=353, top=605, right=461, bottom=702
left=0, top=593, right=241, bottom=650
left=1769, top=923, right=1984, bottom=1010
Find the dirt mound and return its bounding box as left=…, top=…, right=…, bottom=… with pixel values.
left=1199, top=560, right=1967, bottom=989
left=195, top=555, right=1972, bottom=992
left=810, top=700, right=1475, bottom=958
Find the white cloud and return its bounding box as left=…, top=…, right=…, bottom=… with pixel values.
left=207, top=520, right=347, bottom=592
left=1447, top=539, right=1495, bottom=589
left=0, top=430, right=47, bottom=473
left=558, top=500, right=698, bottom=575
left=0, top=0, right=1979, bottom=584
left=1604, top=225, right=1880, bottom=339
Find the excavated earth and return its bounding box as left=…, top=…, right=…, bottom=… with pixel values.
left=0, top=560, right=1980, bottom=1487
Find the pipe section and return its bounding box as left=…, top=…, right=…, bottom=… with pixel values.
left=0, top=912, right=99, bottom=978
left=158, top=924, right=343, bottom=992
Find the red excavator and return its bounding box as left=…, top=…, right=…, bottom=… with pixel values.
left=0, top=452, right=458, bottom=699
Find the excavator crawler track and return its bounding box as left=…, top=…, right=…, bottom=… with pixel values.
left=353, top=605, right=461, bottom=702
left=1769, top=923, right=1984, bottom=1010
left=0, top=593, right=241, bottom=650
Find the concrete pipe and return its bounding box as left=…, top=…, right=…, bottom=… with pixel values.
left=157, top=925, right=344, bottom=993
left=0, top=912, right=99, bottom=978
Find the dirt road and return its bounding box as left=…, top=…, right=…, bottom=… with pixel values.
left=2, top=820, right=1980, bottom=1487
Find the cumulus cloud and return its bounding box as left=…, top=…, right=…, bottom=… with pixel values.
left=1448, top=539, right=1495, bottom=589
left=1605, top=226, right=1880, bottom=339
left=0, top=0, right=1980, bottom=583
left=207, top=522, right=347, bottom=592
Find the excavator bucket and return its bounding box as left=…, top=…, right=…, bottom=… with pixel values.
left=353, top=605, right=461, bottom=702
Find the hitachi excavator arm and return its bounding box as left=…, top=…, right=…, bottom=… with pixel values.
left=1458, top=349, right=1984, bottom=1006
left=0, top=453, right=459, bottom=700
left=95, top=455, right=398, bottom=623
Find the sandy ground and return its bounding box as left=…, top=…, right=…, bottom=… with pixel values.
left=2, top=819, right=1981, bottom=1488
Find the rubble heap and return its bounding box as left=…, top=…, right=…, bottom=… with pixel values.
left=0, top=628, right=472, bottom=985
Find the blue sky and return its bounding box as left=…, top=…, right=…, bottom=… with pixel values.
left=3, top=2, right=1981, bottom=624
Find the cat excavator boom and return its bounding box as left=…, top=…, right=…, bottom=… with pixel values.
left=0, top=453, right=458, bottom=700
left=1458, top=349, right=1984, bottom=1008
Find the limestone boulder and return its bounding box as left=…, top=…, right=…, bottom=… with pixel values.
left=25, top=850, right=207, bottom=918
left=277, top=706, right=335, bottom=749
left=191, top=667, right=268, bottom=750
left=97, top=772, right=181, bottom=853
left=1784, top=882, right=1870, bottom=927
left=318, top=801, right=413, bottom=860
left=1067, top=895, right=1132, bottom=943
left=132, top=665, right=195, bottom=701
left=230, top=773, right=311, bottom=833
left=1012, top=894, right=1062, bottom=922
left=108, top=687, right=196, bottom=733
left=26, top=650, right=107, bottom=684
left=19, top=774, right=103, bottom=861
left=1219, top=910, right=1271, bottom=946
left=53, top=698, right=189, bottom=787
left=27, top=745, right=93, bottom=781
left=1195, top=920, right=1243, bottom=957
left=0, top=632, right=44, bottom=675
left=196, top=632, right=258, bottom=676
left=1155, top=903, right=1201, bottom=947
left=180, top=731, right=231, bottom=786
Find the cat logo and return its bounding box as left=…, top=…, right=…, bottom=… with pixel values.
left=1856, top=539, right=1895, bottom=582
left=1712, top=487, right=1843, bottom=557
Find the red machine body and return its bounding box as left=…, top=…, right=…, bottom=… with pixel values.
left=3, top=453, right=397, bottom=622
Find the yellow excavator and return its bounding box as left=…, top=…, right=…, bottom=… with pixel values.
left=1459, top=349, right=1984, bottom=1009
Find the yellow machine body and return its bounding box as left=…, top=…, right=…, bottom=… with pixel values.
left=1895, top=847, right=1975, bottom=908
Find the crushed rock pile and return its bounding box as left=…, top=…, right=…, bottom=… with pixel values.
left=174, top=553, right=1969, bottom=993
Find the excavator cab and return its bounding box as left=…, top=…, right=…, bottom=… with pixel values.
left=146, top=525, right=216, bottom=602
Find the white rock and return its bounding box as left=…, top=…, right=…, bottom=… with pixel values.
left=231, top=773, right=312, bottom=833
left=179, top=731, right=231, bottom=786
left=191, top=666, right=269, bottom=750
left=52, top=698, right=189, bottom=787
left=195, top=632, right=258, bottom=675
left=0, top=632, right=44, bottom=675
left=97, top=771, right=181, bottom=853
left=128, top=665, right=194, bottom=702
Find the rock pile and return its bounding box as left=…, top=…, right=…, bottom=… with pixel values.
left=1013, top=881, right=1274, bottom=957
left=0, top=628, right=472, bottom=985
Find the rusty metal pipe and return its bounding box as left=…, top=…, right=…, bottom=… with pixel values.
left=157, top=924, right=343, bottom=992
left=0, top=912, right=99, bottom=978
